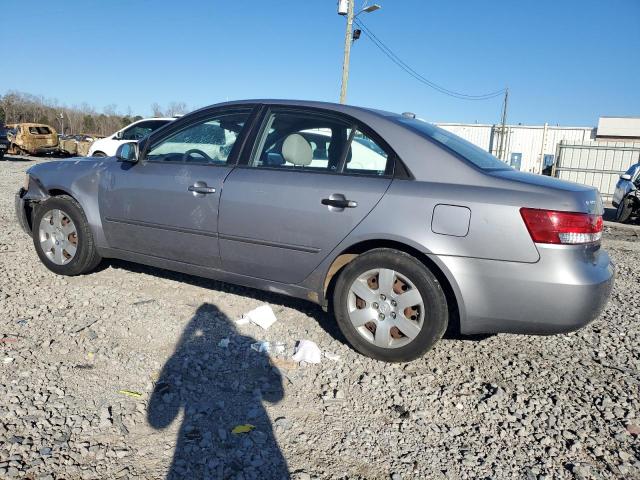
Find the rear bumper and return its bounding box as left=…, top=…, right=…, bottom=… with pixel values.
left=440, top=244, right=615, bottom=335
left=15, top=188, right=32, bottom=234
left=33, top=145, right=59, bottom=154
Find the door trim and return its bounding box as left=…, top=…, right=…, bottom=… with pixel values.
left=218, top=233, right=321, bottom=253
left=104, top=217, right=219, bottom=238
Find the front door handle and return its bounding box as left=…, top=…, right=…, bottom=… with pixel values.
left=321, top=194, right=358, bottom=210
left=189, top=182, right=216, bottom=195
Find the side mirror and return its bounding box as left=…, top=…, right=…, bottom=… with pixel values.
left=620, top=174, right=632, bottom=181
left=116, top=142, right=139, bottom=163
left=114, top=130, right=123, bottom=140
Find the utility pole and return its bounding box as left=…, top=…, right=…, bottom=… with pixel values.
left=339, top=0, right=355, bottom=104
left=497, top=88, right=509, bottom=160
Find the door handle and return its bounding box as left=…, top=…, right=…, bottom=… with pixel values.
left=188, top=183, right=216, bottom=195
left=321, top=194, right=358, bottom=210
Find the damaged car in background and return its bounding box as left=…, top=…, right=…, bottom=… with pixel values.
left=6, top=123, right=59, bottom=156
left=59, top=134, right=102, bottom=157
left=612, top=162, right=640, bottom=223
left=15, top=100, right=614, bottom=362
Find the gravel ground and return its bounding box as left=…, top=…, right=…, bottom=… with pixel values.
left=1, top=156, right=639, bottom=480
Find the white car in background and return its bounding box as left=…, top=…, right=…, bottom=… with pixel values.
left=88, top=117, right=175, bottom=157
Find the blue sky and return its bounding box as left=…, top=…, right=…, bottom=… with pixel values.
left=1, top=0, right=638, bottom=126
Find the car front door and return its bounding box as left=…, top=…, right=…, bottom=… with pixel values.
left=218, top=107, right=395, bottom=284
left=99, top=107, right=255, bottom=268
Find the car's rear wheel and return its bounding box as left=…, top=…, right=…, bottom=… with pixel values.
left=32, top=195, right=101, bottom=276
left=333, top=248, right=448, bottom=362
left=616, top=197, right=634, bottom=223
left=92, top=151, right=107, bottom=157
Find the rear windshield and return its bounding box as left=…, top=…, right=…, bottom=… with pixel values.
left=29, top=126, right=52, bottom=135
left=396, top=117, right=511, bottom=171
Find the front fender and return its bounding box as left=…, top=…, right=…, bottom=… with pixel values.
left=26, top=158, right=112, bottom=249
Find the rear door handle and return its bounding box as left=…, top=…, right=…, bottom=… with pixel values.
left=189, top=182, right=216, bottom=195
left=321, top=194, right=358, bottom=210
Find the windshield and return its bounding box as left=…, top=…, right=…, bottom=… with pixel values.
left=397, top=117, right=511, bottom=171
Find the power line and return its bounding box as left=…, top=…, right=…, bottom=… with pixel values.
left=353, top=19, right=505, bottom=101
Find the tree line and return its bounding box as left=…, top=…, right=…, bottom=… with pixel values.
left=0, top=91, right=190, bottom=136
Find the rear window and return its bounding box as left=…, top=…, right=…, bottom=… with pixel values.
left=29, top=126, right=52, bottom=135
left=397, top=117, right=511, bottom=171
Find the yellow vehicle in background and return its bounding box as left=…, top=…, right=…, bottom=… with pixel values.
left=6, top=123, right=59, bottom=156
left=59, top=134, right=101, bottom=157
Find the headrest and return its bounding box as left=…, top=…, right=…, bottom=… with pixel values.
left=281, top=133, right=312, bottom=166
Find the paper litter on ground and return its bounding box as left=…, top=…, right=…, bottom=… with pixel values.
left=238, top=305, right=278, bottom=330
left=292, top=339, right=322, bottom=364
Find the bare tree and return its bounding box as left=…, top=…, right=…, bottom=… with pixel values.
left=0, top=90, right=143, bottom=136
left=151, top=103, right=163, bottom=117
left=165, top=101, right=188, bottom=117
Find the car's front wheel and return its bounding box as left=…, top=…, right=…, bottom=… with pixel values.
left=616, top=196, right=634, bottom=223
left=333, top=248, right=448, bottom=362
left=92, top=151, right=107, bottom=157
left=32, top=195, right=102, bottom=276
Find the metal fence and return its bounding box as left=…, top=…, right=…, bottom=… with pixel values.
left=553, top=140, right=640, bottom=200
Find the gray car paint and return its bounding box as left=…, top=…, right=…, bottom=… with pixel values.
left=17, top=99, right=614, bottom=336
left=218, top=167, right=391, bottom=284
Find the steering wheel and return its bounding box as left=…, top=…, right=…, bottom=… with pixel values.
left=183, top=149, right=212, bottom=162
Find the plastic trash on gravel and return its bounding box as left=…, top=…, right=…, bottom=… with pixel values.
left=292, top=340, right=322, bottom=364
left=251, top=341, right=271, bottom=353
left=239, top=305, right=278, bottom=330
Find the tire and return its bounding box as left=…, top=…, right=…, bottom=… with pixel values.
left=32, top=195, right=101, bottom=276
left=616, top=197, right=634, bottom=223
left=332, top=248, right=448, bottom=362
left=92, top=151, right=107, bottom=157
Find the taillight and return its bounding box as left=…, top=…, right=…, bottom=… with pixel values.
left=520, top=208, right=603, bottom=245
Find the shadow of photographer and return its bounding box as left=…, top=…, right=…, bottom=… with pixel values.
left=147, top=303, right=289, bottom=479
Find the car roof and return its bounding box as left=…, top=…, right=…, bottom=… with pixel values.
left=7, top=122, right=54, bottom=128
left=137, top=117, right=175, bottom=122
left=197, top=99, right=404, bottom=121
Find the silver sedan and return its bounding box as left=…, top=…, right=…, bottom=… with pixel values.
left=16, top=100, right=614, bottom=362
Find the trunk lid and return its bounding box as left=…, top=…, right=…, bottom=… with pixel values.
left=488, top=169, right=603, bottom=215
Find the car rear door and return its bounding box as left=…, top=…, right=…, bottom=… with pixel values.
left=99, top=106, right=256, bottom=268
left=218, top=107, right=395, bottom=284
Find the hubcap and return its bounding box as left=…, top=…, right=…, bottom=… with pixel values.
left=38, top=209, right=78, bottom=265
left=347, top=268, right=425, bottom=349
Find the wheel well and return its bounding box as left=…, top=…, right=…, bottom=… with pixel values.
left=23, top=189, right=74, bottom=231
left=92, top=151, right=106, bottom=157
left=48, top=189, right=73, bottom=198
left=324, top=240, right=461, bottom=333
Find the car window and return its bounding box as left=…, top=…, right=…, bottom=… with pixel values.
left=397, top=117, right=511, bottom=171
left=250, top=111, right=352, bottom=172
left=122, top=120, right=169, bottom=141
left=344, top=131, right=390, bottom=175
left=29, top=126, right=51, bottom=135
left=146, top=111, right=250, bottom=165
